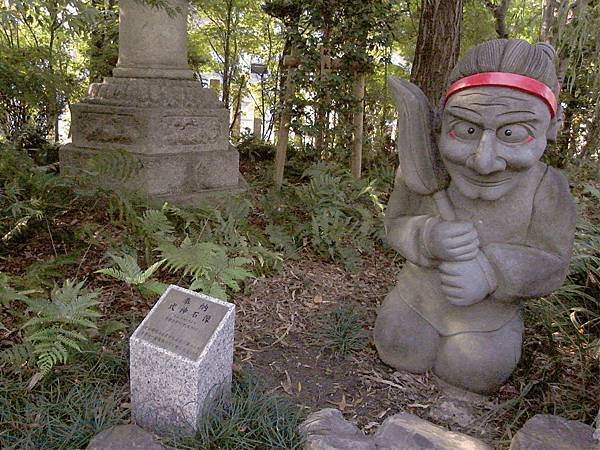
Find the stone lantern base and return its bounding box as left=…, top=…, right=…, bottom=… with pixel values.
left=60, top=76, right=245, bottom=205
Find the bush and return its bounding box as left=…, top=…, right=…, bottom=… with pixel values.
left=262, top=162, right=385, bottom=270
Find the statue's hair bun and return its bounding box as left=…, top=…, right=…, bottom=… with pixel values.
left=535, top=42, right=556, bottom=62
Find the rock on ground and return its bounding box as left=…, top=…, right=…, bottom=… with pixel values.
left=373, top=413, right=491, bottom=450
left=86, top=424, right=165, bottom=450
left=509, top=414, right=598, bottom=450
left=299, top=409, right=491, bottom=450
left=299, top=408, right=375, bottom=450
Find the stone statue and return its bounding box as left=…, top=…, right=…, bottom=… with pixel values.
left=374, top=39, right=576, bottom=394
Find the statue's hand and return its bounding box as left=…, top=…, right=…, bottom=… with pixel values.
left=424, top=221, right=480, bottom=262
left=439, top=256, right=493, bottom=306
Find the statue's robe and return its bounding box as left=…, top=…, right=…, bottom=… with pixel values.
left=385, top=161, right=576, bottom=336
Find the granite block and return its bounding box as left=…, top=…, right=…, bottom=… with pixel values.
left=129, top=285, right=235, bottom=436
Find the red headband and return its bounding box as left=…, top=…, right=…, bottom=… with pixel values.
left=446, top=72, right=558, bottom=118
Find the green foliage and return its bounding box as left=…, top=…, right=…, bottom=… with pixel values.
left=0, top=338, right=129, bottom=449
left=0, top=146, right=74, bottom=242
left=237, top=135, right=276, bottom=162
left=263, top=163, right=385, bottom=270
left=96, top=253, right=168, bottom=297
left=318, top=304, right=368, bottom=355
left=159, top=237, right=253, bottom=300
left=166, top=199, right=283, bottom=275
left=0, top=272, right=30, bottom=307
left=0, top=0, right=100, bottom=142
left=19, top=254, right=79, bottom=290
left=140, top=209, right=176, bottom=244
left=0, top=272, right=36, bottom=331
left=0, top=280, right=102, bottom=387
left=169, top=372, right=305, bottom=449
left=528, top=217, right=600, bottom=350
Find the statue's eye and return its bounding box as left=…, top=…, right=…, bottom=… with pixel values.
left=497, top=124, right=530, bottom=143
left=452, top=122, right=481, bottom=140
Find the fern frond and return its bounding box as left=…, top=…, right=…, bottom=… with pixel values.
left=159, top=237, right=225, bottom=278
left=0, top=342, right=35, bottom=368
left=18, top=280, right=101, bottom=384
left=96, top=254, right=163, bottom=286
left=81, top=149, right=142, bottom=184
left=0, top=272, right=30, bottom=306
left=141, top=209, right=175, bottom=243
left=139, top=280, right=168, bottom=297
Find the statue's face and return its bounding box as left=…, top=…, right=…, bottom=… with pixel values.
left=439, top=86, right=552, bottom=201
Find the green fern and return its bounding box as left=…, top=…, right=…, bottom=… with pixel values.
left=18, top=280, right=102, bottom=387
left=159, top=237, right=253, bottom=300
left=1, top=148, right=74, bottom=242
left=96, top=253, right=167, bottom=297
left=0, top=272, right=36, bottom=331
left=0, top=342, right=35, bottom=368
left=140, top=209, right=176, bottom=244
left=0, top=272, right=30, bottom=306
left=20, top=254, right=79, bottom=290
left=159, top=237, right=224, bottom=278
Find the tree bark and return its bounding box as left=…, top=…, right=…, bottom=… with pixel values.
left=484, top=0, right=510, bottom=39
left=273, top=49, right=298, bottom=189
left=540, top=0, right=560, bottom=41
left=222, top=0, right=234, bottom=109
left=410, top=0, right=463, bottom=106
left=351, top=72, right=366, bottom=178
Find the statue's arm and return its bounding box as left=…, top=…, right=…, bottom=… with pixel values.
left=385, top=173, right=439, bottom=267
left=482, top=167, right=576, bottom=302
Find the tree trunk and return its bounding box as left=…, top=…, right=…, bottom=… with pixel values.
left=410, top=0, right=463, bottom=106
left=273, top=49, right=298, bottom=189
left=222, top=0, right=234, bottom=109
left=540, top=0, right=560, bottom=41
left=484, top=0, right=510, bottom=38
left=351, top=72, right=366, bottom=178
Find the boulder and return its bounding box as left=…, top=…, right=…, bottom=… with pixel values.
left=299, top=408, right=375, bottom=450
left=509, top=414, right=597, bottom=450
left=373, top=413, right=491, bottom=450
left=86, top=424, right=165, bottom=450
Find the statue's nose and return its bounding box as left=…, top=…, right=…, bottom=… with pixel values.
left=467, top=130, right=505, bottom=175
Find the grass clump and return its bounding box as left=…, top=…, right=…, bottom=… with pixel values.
left=319, top=304, right=369, bottom=355
left=168, top=372, right=305, bottom=449
left=0, top=339, right=129, bottom=449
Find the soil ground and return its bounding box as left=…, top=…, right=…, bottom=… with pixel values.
left=230, top=251, right=525, bottom=447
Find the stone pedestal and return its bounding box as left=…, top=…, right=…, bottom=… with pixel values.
left=60, top=0, right=244, bottom=203
left=130, top=286, right=235, bottom=435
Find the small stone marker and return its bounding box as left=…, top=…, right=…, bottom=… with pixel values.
left=130, top=285, right=235, bottom=435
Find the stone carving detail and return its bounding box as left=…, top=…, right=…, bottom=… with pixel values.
left=86, top=78, right=223, bottom=110
left=374, top=39, right=576, bottom=394
left=162, top=116, right=221, bottom=145
left=78, top=112, right=141, bottom=144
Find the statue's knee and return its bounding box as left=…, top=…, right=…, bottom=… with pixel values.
left=374, top=292, right=440, bottom=373
left=434, top=316, right=524, bottom=394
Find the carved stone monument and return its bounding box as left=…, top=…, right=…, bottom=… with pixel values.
left=60, top=0, right=244, bottom=203
left=374, top=39, right=576, bottom=394
left=130, top=285, right=235, bottom=435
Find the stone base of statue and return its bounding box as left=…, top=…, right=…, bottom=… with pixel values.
left=60, top=76, right=245, bottom=204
